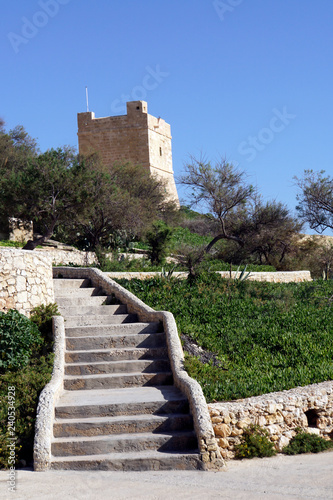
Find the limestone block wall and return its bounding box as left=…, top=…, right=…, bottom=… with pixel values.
left=0, top=248, right=54, bottom=316
left=209, top=381, right=333, bottom=459
left=37, top=248, right=97, bottom=266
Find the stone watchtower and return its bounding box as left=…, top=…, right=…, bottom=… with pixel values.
left=77, top=101, right=179, bottom=205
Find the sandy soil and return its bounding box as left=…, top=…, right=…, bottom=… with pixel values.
left=1, top=451, right=333, bottom=500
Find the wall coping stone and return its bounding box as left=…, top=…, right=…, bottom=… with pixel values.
left=33, top=316, right=65, bottom=471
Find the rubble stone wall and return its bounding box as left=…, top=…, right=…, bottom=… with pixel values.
left=209, top=381, right=333, bottom=459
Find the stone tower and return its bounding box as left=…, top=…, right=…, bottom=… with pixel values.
left=77, top=101, right=179, bottom=205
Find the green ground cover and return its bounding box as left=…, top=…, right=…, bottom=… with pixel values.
left=117, top=274, right=333, bottom=402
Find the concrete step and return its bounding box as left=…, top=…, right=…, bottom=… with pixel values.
left=58, top=304, right=128, bottom=317
left=66, top=332, right=166, bottom=351
left=53, top=413, right=193, bottom=438
left=65, top=359, right=171, bottom=376
left=65, top=322, right=161, bottom=338
left=51, top=431, right=198, bottom=457
left=56, top=296, right=114, bottom=307
left=55, top=387, right=190, bottom=418
left=50, top=450, right=203, bottom=471
left=63, top=371, right=173, bottom=390
left=63, top=314, right=138, bottom=327
left=55, top=287, right=107, bottom=299
left=51, top=277, right=199, bottom=471
left=53, top=278, right=92, bottom=290
left=65, top=347, right=169, bottom=363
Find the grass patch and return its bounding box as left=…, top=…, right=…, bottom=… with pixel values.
left=117, top=274, right=333, bottom=402
left=0, top=240, right=25, bottom=248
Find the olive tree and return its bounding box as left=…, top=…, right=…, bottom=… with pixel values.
left=295, top=170, right=333, bottom=233
left=179, top=158, right=254, bottom=275
left=0, top=147, right=98, bottom=250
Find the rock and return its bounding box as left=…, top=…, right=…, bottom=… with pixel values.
left=214, top=424, right=231, bottom=438
left=277, top=435, right=290, bottom=451
left=217, top=438, right=229, bottom=448
left=236, top=418, right=252, bottom=429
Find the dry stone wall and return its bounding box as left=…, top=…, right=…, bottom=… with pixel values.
left=209, top=381, right=333, bottom=459
left=0, top=248, right=54, bottom=316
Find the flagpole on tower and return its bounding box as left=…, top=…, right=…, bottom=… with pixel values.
left=85, top=86, right=89, bottom=112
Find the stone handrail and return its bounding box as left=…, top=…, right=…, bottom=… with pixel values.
left=52, top=266, right=224, bottom=469
left=33, top=316, right=65, bottom=471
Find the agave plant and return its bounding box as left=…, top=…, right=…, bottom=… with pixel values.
left=234, top=264, right=252, bottom=282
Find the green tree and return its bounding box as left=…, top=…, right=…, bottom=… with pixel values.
left=0, top=122, right=39, bottom=231
left=74, top=162, right=178, bottom=250
left=179, top=158, right=254, bottom=276
left=240, top=199, right=303, bottom=267
left=0, top=147, right=98, bottom=250
left=295, top=170, right=333, bottom=233
left=179, top=158, right=302, bottom=275
left=145, top=221, right=173, bottom=265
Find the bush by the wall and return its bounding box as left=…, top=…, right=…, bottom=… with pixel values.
left=283, top=429, right=333, bottom=455
left=234, top=424, right=277, bottom=459
left=0, top=308, right=56, bottom=468
left=0, top=310, right=42, bottom=373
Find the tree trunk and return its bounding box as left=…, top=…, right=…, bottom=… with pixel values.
left=22, top=219, right=57, bottom=250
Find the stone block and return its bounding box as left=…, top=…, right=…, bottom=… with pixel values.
left=214, top=424, right=231, bottom=438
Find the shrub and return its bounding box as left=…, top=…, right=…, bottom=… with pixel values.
left=30, top=303, right=59, bottom=341
left=0, top=354, right=54, bottom=468
left=146, top=221, right=173, bottom=265
left=0, top=310, right=42, bottom=373
left=0, top=307, right=55, bottom=468
left=283, top=430, right=333, bottom=455
left=234, top=424, right=277, bottom=459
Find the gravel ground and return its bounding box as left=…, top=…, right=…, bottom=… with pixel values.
left=1, top=451, right=333, bottom=500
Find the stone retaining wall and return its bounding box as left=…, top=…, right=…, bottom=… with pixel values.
left=37, top=248, right=97, bottom=266
left=0, top=248, right=54, bottom=316
left=209, top=381, right=333, bottom=459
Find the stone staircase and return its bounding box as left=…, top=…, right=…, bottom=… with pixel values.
left=50, top=277, right=202, bottom=470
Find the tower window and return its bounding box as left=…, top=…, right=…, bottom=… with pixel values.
left=159, top=147, right=162, bottom=156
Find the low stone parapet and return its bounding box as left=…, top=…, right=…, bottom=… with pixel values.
left=106, top=270, right=312, bottom=283
left=209, top=381, right=333, bottom=459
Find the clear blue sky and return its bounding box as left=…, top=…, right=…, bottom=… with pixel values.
left=1, top=0, right=333, bottom=234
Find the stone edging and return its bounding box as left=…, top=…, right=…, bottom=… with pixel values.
left=33, top=316, right=65, bottom=471
left=52, top=266, right=224, bottom=469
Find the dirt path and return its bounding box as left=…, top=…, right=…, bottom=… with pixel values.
left=1, top=451, right=333, bottom=500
